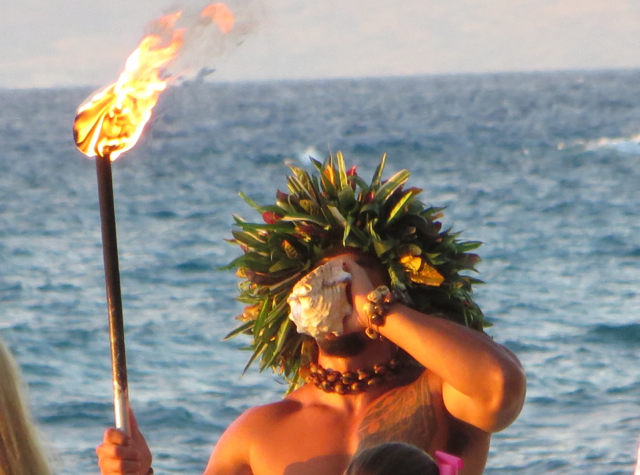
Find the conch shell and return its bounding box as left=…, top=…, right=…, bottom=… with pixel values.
left=287, top=260, right=352, bottom=339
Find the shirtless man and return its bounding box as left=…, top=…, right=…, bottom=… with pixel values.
left=96, top=155, right=526, bottom=475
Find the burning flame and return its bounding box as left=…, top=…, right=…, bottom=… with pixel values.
left=73, top=4, right=234, bottom=161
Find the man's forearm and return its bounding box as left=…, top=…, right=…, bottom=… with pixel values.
left=377, top=303, right=526, bottom=430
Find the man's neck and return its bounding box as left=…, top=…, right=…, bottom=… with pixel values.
left=316, top=338, right=398, bottom=373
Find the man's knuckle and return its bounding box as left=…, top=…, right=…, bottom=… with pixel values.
left=113, top=446, right=129, bottom=458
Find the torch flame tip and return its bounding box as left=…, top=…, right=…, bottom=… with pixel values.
left=73, top=2, right=234, bottom=161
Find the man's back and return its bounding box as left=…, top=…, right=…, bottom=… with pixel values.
left=204, top=366, right=490, bottom=475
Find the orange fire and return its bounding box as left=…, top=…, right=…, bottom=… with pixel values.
left=73, top=4, right=234, bottom=161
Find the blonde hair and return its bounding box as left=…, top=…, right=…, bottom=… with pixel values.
left=345, top=443, right=439, bottom=475
left=0, top=336, right=53, bottom=475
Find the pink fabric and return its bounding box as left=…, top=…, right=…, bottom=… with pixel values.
left=435, top=451, right=464, bottom=475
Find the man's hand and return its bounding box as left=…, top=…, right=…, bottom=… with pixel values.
left=96, top=410, right=152, bottom=475
left=340, top=256, right=377, bottom=333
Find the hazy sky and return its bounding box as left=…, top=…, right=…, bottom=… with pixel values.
left=1, top=0, right=640, bottom=89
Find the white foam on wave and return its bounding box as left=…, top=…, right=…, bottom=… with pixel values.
left=583, top=133, right=640, bottom=155
left=297, top=145, right=321, bottom=163
left=283, top=145, right=322, bottom=166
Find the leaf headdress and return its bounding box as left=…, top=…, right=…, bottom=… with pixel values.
left=223, top=153, right=488, bottom=391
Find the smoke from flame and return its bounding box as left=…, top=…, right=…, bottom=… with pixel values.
left=73, top=3, right=235, bottom=161
left=201, top=3, right=234, bottom=33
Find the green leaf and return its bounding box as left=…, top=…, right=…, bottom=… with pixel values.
left=238, top=192, right=264, bottom=212
left=387, top=261, right=408, bottom=293
left=232, top=230, right=267, bottom=247
left=232, top=214, right=247, bottom=224
left=262, top=318, right=294, bottom=370
left=269, top=258, right=299, bottom=273
left=456, top=241, right=483, bottom=252
left=286, top=175, right=304, bottom=196
left=291, top=165, right=312, bottom=185
left=252, top=299, right=271, bottom=336
left=311, top=175, right=322, bottom=198
left=366, top=219, right=381, bottom=241
left=299, top=199, right=320, bottom=216
left=326, top=205, right=348, bottom=228
left=406, top=200, right=424, bottom=215
left=310, top=157, right=323, bottom=173
left=387, top=189, right=416, bottom=223
left=425, top=253, right=447, bottom=265
left=242, top=342, right=266, bottom=375
left=226, top=252, right=272, bottom=273
left=259, top=343, right=276, bottom=371
left=343, top=225, right=370, bottom=248
left=235, top=221, right=293, bottom=234
left=259, top=318, right=284, bottom=346
left=265, top=297, right=290, bottom=325
left=319, top=171, right=338, bottom=199
left=338, top=184, right=356, bottom=213
left=280, top=212, right=327, bottom=226
left=235, top=294, right=261, bottom=305
left=223, top=320, right=255, bottom=340
left=349, top=225, right=370, bottom=243
left=268, top=271, right=306, bottom=292
left=336, top=151, right=348, bottom=190
left=373, top=239, right=396, bottom=256
left=420, top=206, right=446, bottom=220
left=371, top=169, right=411, bottom=204
left=360, top=202, right=380, bottom=215
left=275, top=198, right=298, bottom=215
left=288, top=174, right=319, bottom=204
left=349, top=175, right=369, bottom=194
left=342, top=218, right=352, bottom=246
left=370, top=153, right=387, bottom=190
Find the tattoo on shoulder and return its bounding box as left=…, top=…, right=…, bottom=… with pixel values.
left=357, top=372, right=436, bottom=451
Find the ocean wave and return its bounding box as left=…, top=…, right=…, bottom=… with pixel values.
left=141, top=403, right=220, bottom=432
left=584, top=323, right=640, bottom=346
left=174, top=259, right=214, bottom=273
left=40, top=401, right=111, bottom=426
left=605, top=381, right=640, bottom=396
left=3, top=71, right=640, bottom=475
left=148, top=210, right=178, bottom=219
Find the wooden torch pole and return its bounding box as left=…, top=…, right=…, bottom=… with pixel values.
left=95, top=152, right=131, bottom=436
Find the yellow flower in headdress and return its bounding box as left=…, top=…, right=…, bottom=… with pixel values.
left=400, top=255, right=445, bottom=287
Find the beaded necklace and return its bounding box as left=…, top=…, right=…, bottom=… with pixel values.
left=306, top=357, right=404, bottom=395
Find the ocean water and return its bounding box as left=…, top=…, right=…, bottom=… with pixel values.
left=1, top=70, right=639, bottom=475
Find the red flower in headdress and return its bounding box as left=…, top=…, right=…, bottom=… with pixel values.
left=262, top=211, right=281, bottom=225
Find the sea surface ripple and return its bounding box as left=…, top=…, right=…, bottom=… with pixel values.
left=1, top=70, right=639, bottom=474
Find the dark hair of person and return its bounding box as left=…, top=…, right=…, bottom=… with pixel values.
left=344, top=442, right=439, bottom=475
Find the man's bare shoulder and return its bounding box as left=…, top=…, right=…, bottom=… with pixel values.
left=229, top=395, right=306, bottom=434
left=205, top=386, right=339, bottom=475
left=204, top=396, right=307, bottom=475
left=217, top=385, right=324, bottom=440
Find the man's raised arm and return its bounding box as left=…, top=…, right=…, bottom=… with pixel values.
left=344, top=257, right=526, bottom=433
